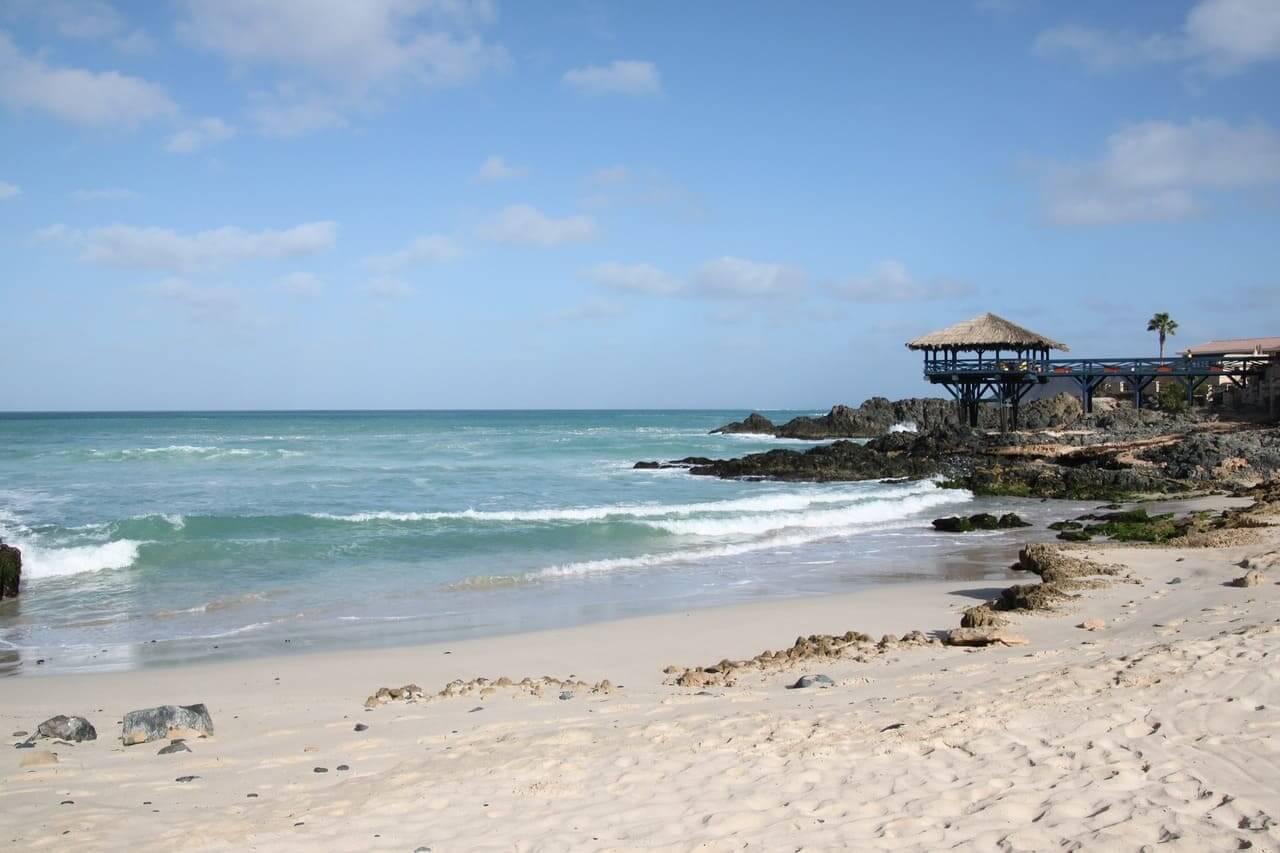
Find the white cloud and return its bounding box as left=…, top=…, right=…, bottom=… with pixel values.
left=40, top=221, right=338, bottom=270
left=1041, top=119, right=1280, bottom=225
left=177, top=0, right=507, bottom=119
left=478, top=204, right=598, bottom=247
left=71, top=187, right=137, bottom=201
left=691, top=257, right=805, bottom=299
left=826, top=260, right=975, bottom=303
left=0, top=31, right=175, bottom=127
left=365, top=233, right=461, bottom=272
left=249, top=89, right=349, bottom=137
left=166, top=117, right=237, bottom=154
left=140, top=277, right=241, bottom=321
left=363, top=277, right=415, bottom=300
left=562, top=60, right=661, bottom=96
left=588, top=165, right=630, bottom=187
left=1034, top=0, right=1280, bottom=77
left=475, top=154, right=526, bottom=182
left=275, top=271, right=323, bottom=295
left=582, top=262, right=681, bottom=296
left=0, top=181, right=19, bottom=200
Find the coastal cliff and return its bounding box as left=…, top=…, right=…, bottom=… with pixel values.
left=0, top=541, right=21, bottom=599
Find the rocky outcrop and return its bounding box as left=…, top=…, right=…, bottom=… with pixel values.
left=0, top=541, right=20, bottom=600
left=121, top=704, right=214, bottom=746
left=945, top=627, right=1028, bottom=646
left=36, top=715, right=96, bottom=742
left=931, top=513, right=1030, bottom=532
left=710, top=412, right=777, bottom=435
left=687, top=440, right=940, bottom=482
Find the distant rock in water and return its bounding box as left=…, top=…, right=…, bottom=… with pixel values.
left=687, top=440, right=939, bottom=482
left=710, top=412, right=777, bottom=435
left=0, top=541, right=20, bottom=600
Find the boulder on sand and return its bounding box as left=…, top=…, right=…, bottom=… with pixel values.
left=36, top=715, right=97, bottom=743
left=1231, top=569, right=1266, bottom=588
left=121, top=704, right=214, bottom=746
left=0, top=541, right=20, bottom=600
left=945, top=627, right=1029, bottom=647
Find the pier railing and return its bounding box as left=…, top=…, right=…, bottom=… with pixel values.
left=923, top=355, right=1273, bottom=379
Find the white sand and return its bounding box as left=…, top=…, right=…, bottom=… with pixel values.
left=3, top=519, right=1279, bottom=851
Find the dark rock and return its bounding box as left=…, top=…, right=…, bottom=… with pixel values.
left=997, top=513, right=1032, bottom=528
left=175, top=775, right=199, bottom=783
left=632, top=461, right=660, bottom=469
left=931, top=516, right=972, bottom=533
left=0, top=541, right=20, bottom=600
left=313, top=766, right=328, bottom=773
left=690, top=440, right=938, bottom=482
left=158, top=740, right=190, bottom=755
left=353, top=723, right=368, bottom=732
left=11, top=730, right=27, bottom=737
left=121, top=704, right=213, bottom=746
left=14, top=740, right=34, bottom=749
left=710, top=412, right=777, bottom=435
left=337, top=764, right=349, bottom=771
left=960, top=605, right=1005, bottom=628
left=788, top=674, right=834, bottom=689
left=1057, top=530, right=1093, bottom=542
left=1048, top=521, right=1083, bottom=531
left=558, top=691, right=573, bottom=700
left=36, top=716, right=97, bottom=743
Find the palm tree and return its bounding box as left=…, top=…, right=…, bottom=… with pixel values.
left=1147, top=312, right=1178, bottom=360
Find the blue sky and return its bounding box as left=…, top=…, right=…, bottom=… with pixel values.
left=1, top=0, right=1278, bottom=410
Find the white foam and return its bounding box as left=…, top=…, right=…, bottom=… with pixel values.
left=310, top=481, right=940, bottom=525
left=644, top=491, right=961, bottom=537
left=18, top=539, right=142, bottom=579
left=889, top=421, right=918, bottom=433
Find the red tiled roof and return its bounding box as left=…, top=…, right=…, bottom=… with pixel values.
left=1182, top=337, right=1280, bottom=355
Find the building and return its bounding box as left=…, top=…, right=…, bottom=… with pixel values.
left=1181, top=337, right=1280, bottom=415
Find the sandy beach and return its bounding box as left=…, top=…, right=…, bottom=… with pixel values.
left=3, top=496, right=1278, bottom=852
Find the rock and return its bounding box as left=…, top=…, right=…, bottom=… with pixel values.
left=14, top=740, right=34, bottom=749
left=690, top=439, right=939, bottom=482
left=788, top=674, right=834, bottom=689
left=121, top=704, right=214, bottom=746
left=1168, top=577, right=1183, bottom=584
left=175, top=775, right=199, bottom=783
left=558, top=691, right=573, bottom=701
left=11, top=731, right=27, bottom=738
left=1048, top=520, right=1083, bottom=531
left=1057, top=530, right=1093, bottom=542
left=36, top=715, right=97, bottom=743
left=0, top=541, right=20, bottom=600
left=364, top=684, right=424, bottom=708
left=997, top=513, right=1032, bottom=528
left=353, top=723, right=368, bottom=732
left=710, top=412, right=777, bottom=435
left=1232, top=569, right=1266, bottom=588
left=19, top=750, right=58, bottom=767
left=632, top=461, right=661, bottom=469
left=1079, top=618, right=1106, bottom=631
left=960, top=605, right=1005, bottom=628
left=968, top=513, right=1001, bottom=530
left=945, top=628, right=1029, bottom=647
left=337, top=764, right=349, bottom=771
left=931, top=516, right=972, bottom=533
left=158, top=740, right=190, bottom=755
left=995, top=583, right=1067, bottom=612
left=934, top=512, right=1029, bottom=533
left=314, top=767, right=328, bottom=773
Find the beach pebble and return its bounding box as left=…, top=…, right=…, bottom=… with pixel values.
left=175, top=775, right=199, bottom=783
left=14, top=740, right=34, bottom=749
left=945, top=627, right=1029, bottom=647
left=158, top=740, right=190, bottom=755
left=313, top=767, right=328, bottom=773
left=121, top=704, right=213, bottom=746
left=337, top=764, right=349, bottom=771
left=1232, top=569, right=1266, bottom=588
left=36, top=715, right=97, bottom=743
left=788, top=674, right=834, bottom=689
left=11, top=731, right=27, bottom=738
left=19, top=750, right=58, bottom=768
left=1168, top=577, right=1183, bottom=584
left=353, top=723, right=368, bottom=732
left=1079, top=618, right=1106, bottom=631
left=558, top=691, right=573, bottom=701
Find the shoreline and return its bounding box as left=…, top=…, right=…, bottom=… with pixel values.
left=3, top=493, right=1278, bottom=849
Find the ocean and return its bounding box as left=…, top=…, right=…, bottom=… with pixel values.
left=0, top=410, right=1057, bottom=675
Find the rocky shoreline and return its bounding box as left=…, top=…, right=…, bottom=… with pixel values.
left=637, top=395, right=1280, bottom=501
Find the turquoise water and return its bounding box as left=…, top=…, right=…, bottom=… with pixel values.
left=0, top=410, right=1046, bottom=675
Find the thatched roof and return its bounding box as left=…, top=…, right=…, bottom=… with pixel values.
left=906, top=313, right=1069, bottom=352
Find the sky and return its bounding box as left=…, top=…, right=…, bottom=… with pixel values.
left=1, top=0, right=1278, bottom=411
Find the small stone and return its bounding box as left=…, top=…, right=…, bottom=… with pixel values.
left=11, top=731, right=27, bottom=738
left=1079, top=618, right=1106, bottom=631
left=788, top=674, right=834, bottom=689
left=36, top=715, right=97, bottom=743
left=246, top=793, right=258, bottom=798
left=1232, top=569, right=1266, bottom=588
left=1168, top=577, right=1183, bottom=584
left=353, top=723, right=368, bottom=732
left=61, top=800, right=74, bottom=805
left=158, top=741, right=190, bottom=755
left=336, top=764, right=349, bottom=771
left=19, top=750, right=58, bottom=767
left=945, top=627, right=1029, bottom=647
left=175, top=775, right=199, bottom=783
left=558, top=691, right=573, bottom=701
left=313, top=767, right=328, bottom=773
left=14, top=740, right=34, bottom=749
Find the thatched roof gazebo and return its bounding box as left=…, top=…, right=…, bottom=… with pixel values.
left=907, top=313, right=1069, bottom=429
left=906, top=312, right=1068, bottom=355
